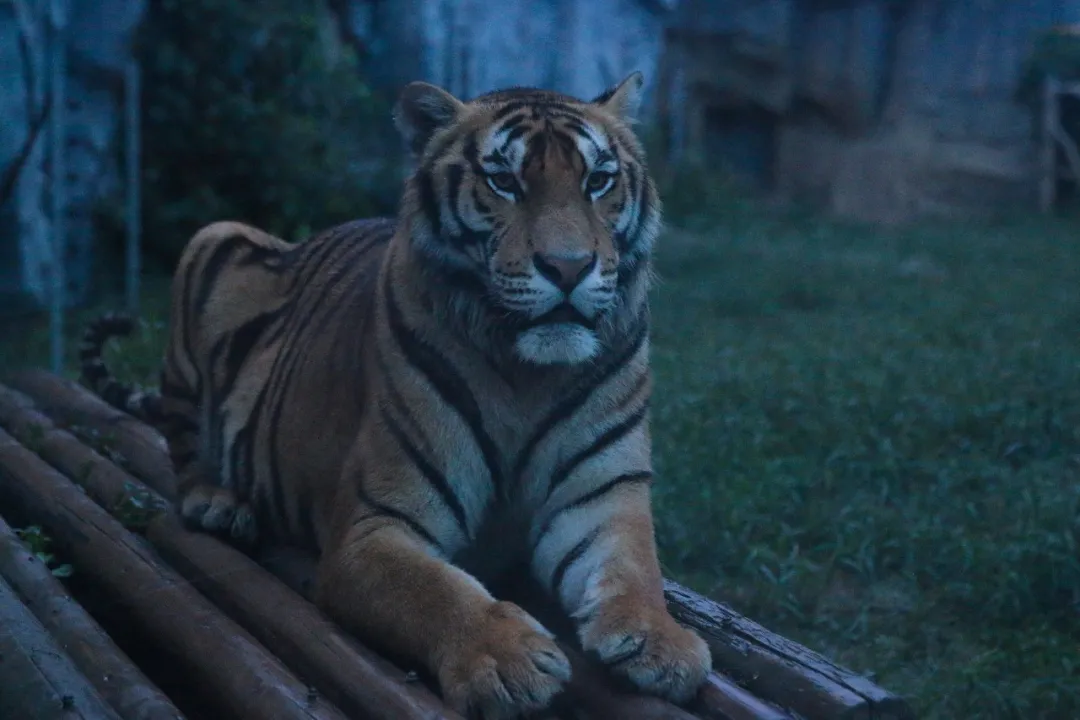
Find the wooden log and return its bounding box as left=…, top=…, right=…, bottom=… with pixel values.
left=5, top=370, right=177, bottom=501
left=0, top=513, right=185, bottom=720
left=664, top=582, right=914, bottom=720
left=0, top=383, right=458, bottom=720
left=0, top=571, right=123, bottom=720
left=0, top=427, right=349, bottom=720
left=0, top=383, right=716, bottom=719
left=4, top=373, right=911, bottom=720
left=691, top=674, right=793, bottom=720
left=255, top=551, right=793, bottom=720
left=560, top=645, right=705, bottom=720
left=143, top=524, right=462, bottom=720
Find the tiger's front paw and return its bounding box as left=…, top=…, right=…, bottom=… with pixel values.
left=439, top=601, right=571, bottom=719
left=580, top=602, right=711, bottom=704
left=179, top=485, right=258, bottom=548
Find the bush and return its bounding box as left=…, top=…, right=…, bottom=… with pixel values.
left=136, top=0, right=398, bottom=263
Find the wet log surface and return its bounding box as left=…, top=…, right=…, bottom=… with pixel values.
left=0, top=514, right=184, bottom=720
left=0, top=370, right=915, bottom=720
left=0, top=572, right=124, bottom=720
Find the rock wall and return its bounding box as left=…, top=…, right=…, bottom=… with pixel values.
left=339, top=0, right=673, bottom=112
left=0, top=0, right=143, bottom=311
left=660, top=0, right=1078, bottom=223
left=3, top=0, right=1073, bottom=308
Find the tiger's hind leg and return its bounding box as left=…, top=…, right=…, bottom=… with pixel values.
left=177, top=472, right=258, bottom=547
left=158, top=220, right=293, bottom=549
left=160, top=365, right=259, bottom=548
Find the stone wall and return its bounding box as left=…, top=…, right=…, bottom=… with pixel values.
left=0, top=0, right=143, bottom=311
left=338, top=0, right=673, bottom=112
left=4, top=0, right=1073, bottom=307
left=660, top=0, right=1078, bottom=223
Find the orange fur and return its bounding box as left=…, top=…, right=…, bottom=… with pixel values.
left=80, top=74, right=710, bottom=718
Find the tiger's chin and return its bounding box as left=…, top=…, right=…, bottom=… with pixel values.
left=514, top=323, right=600, bottom=365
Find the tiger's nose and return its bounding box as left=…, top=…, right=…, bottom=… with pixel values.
left=533, top=251, right=598, bottom=293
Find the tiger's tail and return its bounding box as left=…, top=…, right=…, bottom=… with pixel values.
left=79, top=312, right=163, bottom=424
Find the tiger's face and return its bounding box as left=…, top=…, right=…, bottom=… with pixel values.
left=395, top=73, right=660, bottom=366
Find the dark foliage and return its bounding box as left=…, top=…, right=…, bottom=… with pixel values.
left=135, top=0, right=398, bottom=262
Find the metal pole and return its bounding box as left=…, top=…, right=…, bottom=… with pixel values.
left=49, top=0, right=67, bottom=373
left=125, top=57, right=141, bottom=314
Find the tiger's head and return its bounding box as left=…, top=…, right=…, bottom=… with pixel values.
left=394, top=73, right=660, bottom=366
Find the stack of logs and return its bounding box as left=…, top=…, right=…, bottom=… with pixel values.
left=0, top=369, right=914, bottom=720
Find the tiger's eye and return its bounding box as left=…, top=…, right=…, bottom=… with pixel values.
left=488, top=172, right=517, bottom=192
left=586, top=171, right=614, bottom=194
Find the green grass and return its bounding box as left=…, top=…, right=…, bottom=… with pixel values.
left=649, top=197, right=1080, bottom=718
left=2, top=195, right=1079, bottom=718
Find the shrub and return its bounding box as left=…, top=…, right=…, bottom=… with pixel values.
left=136, top=0, right=398, bottom=263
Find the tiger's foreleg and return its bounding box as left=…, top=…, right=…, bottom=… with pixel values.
left=531, top=479, right=711, bottom=704
left=314, top=518, right=571, bottom=719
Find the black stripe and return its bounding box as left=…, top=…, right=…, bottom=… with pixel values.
left=472, top=183, right=491, bottom=215
left=493, top=101, right=528, bottom=122
left=496, top=113, right=528, bottom=136
left=594, top=149, right=616, bottom=166
left=266, top=223, right=373, bottom=330
left=551, top=526, right=602, bottom=598
left=160, top=410, right=199, bottom=434
left=374, top=345, right=433, bottom=460
left=258, top=229, right=387, bottom=539
left=383, top=277, right=505, bottom=496
left=546, top=401, right=649, bottom=500
left=417, top=170, right=442, bottom=239
left=295, top=486, right=319, bottom=552
left=177, top=241, right=209, bottom=398
left=204, top=304, right=287, bottom=480
left=618, top=164, right=643, bottom=252
left=607, top=637, right=647, bottom=666
left=512, top=316, right=647, bottom=482
left=533, top=471, right=651, bottom=552
left=170, top=448, right=197, bottom=467
left=562, top=120, right=604, bottom=159
left=504, top=123, right=529, bottom=146
left=421, top=131, right=462, bottom=172
left=524, top=132, right=547, bottom=171
left=233, top=411, right=258, bottom=501
left=234, top=243, right=281, bottom=269
left=192, top=235, right=248, bottom=312
left=251, top=483, right=274, bottom=542
left=464, top=134, right=484, bottom=175
left=380, top=406, right=471, bottom=540
left=480, top=149, right=509, bottom=166
left=439, top=267, right=495, bottom=306
left=159, top=374, right=198, bottom=403
left=445, top=163, right=486, bottom=247
left=221, top=308, right=284, bottom=391
left=542, top=104, right=586, bottom=120
left=355, top=481, right=440, bottom=550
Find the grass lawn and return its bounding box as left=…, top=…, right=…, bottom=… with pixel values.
left=2, top=195, right=1079, bottom=718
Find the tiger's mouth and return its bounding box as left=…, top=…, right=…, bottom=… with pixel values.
left=528, top=303, right=596, bottom=329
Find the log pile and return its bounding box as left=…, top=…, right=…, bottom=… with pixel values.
left=0, top=369, right=915, bottom=720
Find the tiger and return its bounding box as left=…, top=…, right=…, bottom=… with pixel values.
left=80, top=72, right=711, bottom=719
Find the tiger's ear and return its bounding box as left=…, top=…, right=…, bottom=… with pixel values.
left=394, top=82, right=466, bottom=158
left=592, top=72, right=645, bottom=123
